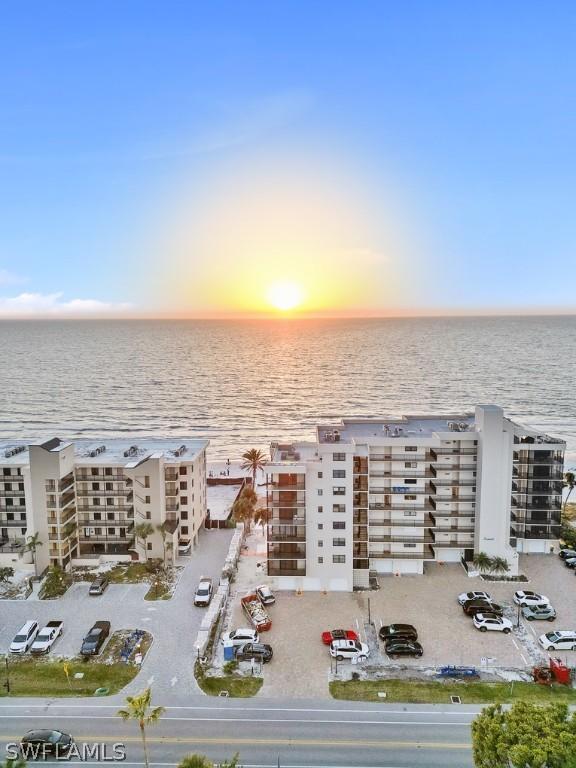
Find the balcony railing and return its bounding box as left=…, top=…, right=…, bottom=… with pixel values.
left=511, top=500, right=562, bottom=510
left=370, top=453, right=429, bottom=461
left=267, top=566, right=306, bottom=576
left=0, top=488, right=25, bottom=497
left=0, top=517, right=26, bottom=526
left=369, top=546, right=435, bottom=560
left=271, top=481, right=306, bottom=490
left=429, top=478, right=476, bottom=487
left=370, top=485, right=432, bottom=494
left=369, top=501, right=435, bottom=512
left=58, top=474, right=75, bottom=493
left=79, top=533, right=136, bottom=543
left=370, top=533, right=435, bottom=543
left=0, top=539, right=25, bottom=552
left=369, top=514, right=435, bottom=527
left=430, top=448, right=477, bottom=457
left=432, top=538, right=474, bottom=547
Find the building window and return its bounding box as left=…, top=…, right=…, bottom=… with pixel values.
left=405, top=446, right=417, bottom=452
left=404, top=478, right=417, bottom=484
left=318, top=489, right=323, bottom=496
left=405, top=461, right=417, bottom=468
left=106, top=498, right=113, bottom=505
left=403, top=510, right=417, bottom=516
left=333, top=453, right=346, bottom=461
left=93, top=498, right=100, bottom=506
left=404, top=542, right=416, bottom=548
left=2, top=468, right=10, bottom=476
left=318, top=472, right=323, bottom=479
left=318, top=523, right=323, bottom=530
left=181, top=525, right=189, bottom=534
left=92, top=482, right=100, bottom=491
left=318, top=557, right=324, bottom=564
left=333, top=470, right=346, bottom=478
left=333, top=538, right=346, bottom=546
left=180, top=481, right=187, bottom=490
left=19, top=498, right=25, bottom=506
left=145, top=495, right=151, bottom=504
left=147, top=542, right=152, bottom=550
left=105, top=482, right=113, bottom=491
left=318, top=505, right=323, bottom=513
left=107, top=513, right=114, bottom=521
left=333, top=555, right=346, bottom=564
left=404, top=494, right=417, bottom=501
left=333, top=521, right=346, bottom=530
left=108, top=528, right=116, bottom=536
left=333, top=504, right=346, bottom=513
left=4, top=483, right=11, bottom=491
left=91, top=468, right=99, bottom=476
left=94, top=512, right=102, bottom=521
left=179, top=466, right=187, bottom=475
left=181, top=510, right=188, bottom=520
left=94, top=528, right=102, bottom=535
left=333, top=487, right=346, bottom=495
left=146, top=510, right=151, bottom=520
left=105, top=468, right=112, bottom=476
left=318, top=540, right=323, bottom=547
left=181, top=496, right=188, bottom=505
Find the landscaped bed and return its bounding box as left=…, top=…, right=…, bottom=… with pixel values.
left=330, top=679, right=576, bottom=704
left=73, top=561, right=182, bottom=600
left=195, top=661, right=262, bottom=697
left=0, top=629, right=152, bottom=697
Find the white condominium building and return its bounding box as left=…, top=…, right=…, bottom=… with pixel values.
left=265, top=405, right=565, bottom=591
left=0, top=437, right=208, bottom=574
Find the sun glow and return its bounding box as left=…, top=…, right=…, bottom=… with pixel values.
left=266, top=280, right=304, bottom=312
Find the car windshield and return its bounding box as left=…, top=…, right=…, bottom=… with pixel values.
left=36, top=633, right=50, bottom=641
left=546, top=633, right=560, bottom=641
left=48, top=732, right=63, bottom=744
left=197, top=587, right=209, bottom=595
left=13, top=634, right=27, bottom=643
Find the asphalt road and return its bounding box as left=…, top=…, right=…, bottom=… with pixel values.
left=0, top=698, right=476, bottom=767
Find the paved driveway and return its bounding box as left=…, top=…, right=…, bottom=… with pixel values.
left=0, top=528, right=234, bottom=698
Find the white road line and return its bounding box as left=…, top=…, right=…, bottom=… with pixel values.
left=0, top=715, right=472, bottom=726
left=520, top=653, right=528, bottom=664
left=0, top=705, right=478, bottom=715
left=510, top=638, right=519, bottom=650
left=26, top=764, right=429, bottom=768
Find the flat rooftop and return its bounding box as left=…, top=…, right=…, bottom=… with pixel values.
left=269, top=441, right=320, bottom=464
left=0, top=437, right=209, bottom=466
left=317, top=414, right=476, bottom=444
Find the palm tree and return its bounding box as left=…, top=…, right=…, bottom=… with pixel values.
left=25, top=532, right=43, bottom=578
left=156, top=522, right=168, bottom=567
left=241, top=449, right=267, bottom=489
left=563, top=471, right=576, bottom=514
left=117, top=687, right=165, bottom=768
left=472, top=551, right=492, bottom=573
left=254, top=505, right=270, bottom=536
left=134, top=522, right=155, bottom=562
left=490, top=556, right=510, bottom=576
left=232, top=486, right=258, bottom=535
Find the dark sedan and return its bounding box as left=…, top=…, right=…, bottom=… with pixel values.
left=379, top=623, right=418, bottom=642
left=462, top=600, right=504, bottom=617
left=80, top=621, right=111, bottom=656
left=20, top=730, right=74, bottom=758
left=385, top=639, right=423, bottom=658
left=235, top=642, right=273, bottom=663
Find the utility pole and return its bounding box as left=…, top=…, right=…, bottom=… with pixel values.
left=4, top=657, right=9, bottom=694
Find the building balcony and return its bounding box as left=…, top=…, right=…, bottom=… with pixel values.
left=0, top=516, right=26, bottom=526
left=369, top=546, right=435, bottom=560
left=511, top=499, right=561, bottom=510
left=268, top=529, right=307, bottom=543
left=510, top=526, right=561, bottom=540
left=59, top=490, right=76, bottom=508
left=432, top=538, right=474, bottom=548
left=270, top=481, right=306, bottom=490
left=0, top=488, right=25, bottom=497
left=430, top=448, right=477, bottom=458
left=78, top=514, right=134, bottom=526
left=164, top=470, right=179, bottom=481
left=370, top=484, right=432, bottom=494
left=433, top=522, right=475, bottom=532
left=353, top=510, right=368, bottom=525
left=370, top=533, right=435, bottom=544
left=78, top=540, right=135, bottom=556
left=369, top=513, right=435, bottom=527
left=369, top=500, right=435, bottom=512
left=267, top=565, right=306, bottom=577
left=370, top=469, right=434, bottom=478
left=79, top=533, right=136, bottom=544
left=353, top=479, right=368, bottom=491
left=353, top=458, right=368, bottom=475
left=512, top=481, right=563, bottom=494
left=76, top=471, right=130, bottom=481
left=268, top=544, right=306, bottom=559
left=0, top=538, right=25, bottom=553
left=512, top=468, right=563, bottom=480
left=58, top=474, right=75, bottom=493
left=370, top=452, right=430, bottom=461
left=270, top=491, right=306, bottom=504
left=429, top=478, right=476, bottom=487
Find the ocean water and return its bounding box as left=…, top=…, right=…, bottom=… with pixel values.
left=0, top=316, right=575, bottom=463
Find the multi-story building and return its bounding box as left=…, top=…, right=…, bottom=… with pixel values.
left=0, top=437, right=208, bottom=573
left=265, top=405, right=565, bottom=591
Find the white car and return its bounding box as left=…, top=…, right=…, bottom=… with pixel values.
left=178, top=539, right=192, bottom=555
left=194, top=578, right=213, bottom=607
left=222, top=628, right=259, bottom=647
left=458, top=590, right=491, bottom=606
left=513, top=590, right=550, bottom=607
left=9, top=620, right=39, bottom=654
left=256, top=585, right=276, bottom=605
left=538, top=630, right=576, bottom=651
left=329, top=638, right=370, bottom=662
left=473, top=613, right=513, bottom=633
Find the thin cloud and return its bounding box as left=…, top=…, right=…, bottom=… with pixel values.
left=0, top=292, right=133, bottom=317
left=0, top=269, right=27, bottom=286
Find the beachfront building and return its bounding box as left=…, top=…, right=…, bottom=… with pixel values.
left=0, top=437, right=208, bottom=574
left=265, top=405, right=565, bottom=591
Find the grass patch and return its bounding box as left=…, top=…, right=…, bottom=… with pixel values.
left=330, top=679, right=576, bottom=704
left=195, top=661, right=262, bottom=697
left=39, top=568, right=73, bottom=600
left=0, top=657, right=138, bottom=697
left=106, top=562, right=159, bottom=583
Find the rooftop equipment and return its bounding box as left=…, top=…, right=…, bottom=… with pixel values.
left=4, top=445, right=27, bottom=458
left=89, top=445, right=106, bottom=458
left=123, top=445, right=138, bottom=457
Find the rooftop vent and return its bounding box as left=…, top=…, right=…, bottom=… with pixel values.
left=173, top=444, right=187, bottom=457
left=123, top=445, right=138, bottom=457
left=4, top=445, right=26, bottom=458
left=89, top=445, right=106, bottom=458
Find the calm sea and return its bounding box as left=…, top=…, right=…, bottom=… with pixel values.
left=0, top=317, right=575, bottom=463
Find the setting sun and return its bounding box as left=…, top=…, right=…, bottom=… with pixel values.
left=266, top=280, right=304, bottom=312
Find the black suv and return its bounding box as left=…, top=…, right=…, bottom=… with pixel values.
left=379, top=623, right=418, bottom=642
left=20, top=730, right=74, bottom=758
left=235, top=642, right=273, bottom=663
left=462, top=600, right=504, bottom=617
left=80, top=621, right=111, bottom=656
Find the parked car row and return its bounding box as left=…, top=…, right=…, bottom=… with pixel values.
left=559, top=548, right=576, bottom=573
left=221, top=627, right=273, bottom=663
left=379, top=623, right=423, bottom=658
left=8, top=619, right=110, bottom=657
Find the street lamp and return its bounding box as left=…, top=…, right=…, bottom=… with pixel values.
left=4, top=657, right=10, bottom=694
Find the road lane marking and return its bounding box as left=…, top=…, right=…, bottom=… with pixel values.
left=0, top=734, right=471, bottom=749
left=0, top=717, right=472, bottom=725
left=0, top=705, right=479, bottom=716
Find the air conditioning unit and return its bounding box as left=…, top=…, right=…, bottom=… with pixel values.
left=84, top=527, right=94, bottom=536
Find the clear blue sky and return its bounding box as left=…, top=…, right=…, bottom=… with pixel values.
left=1, top=1, right=575, bottom=315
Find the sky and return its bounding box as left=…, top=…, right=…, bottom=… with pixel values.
left=0, top=2, right=575, bottom=317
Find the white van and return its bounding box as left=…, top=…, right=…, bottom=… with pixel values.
left=329, top=638, right=370, bottom=661
left=10, top=620, right=39, bottom=654
left=538, top=630, right=576, bottom=651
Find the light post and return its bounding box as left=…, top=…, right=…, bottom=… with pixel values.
left=4, top=657, right=10, bottom=694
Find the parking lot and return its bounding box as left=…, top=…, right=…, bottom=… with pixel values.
left=227, top=551, right=576, bottom=698
left=0, top=528, right=234, bottom=698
